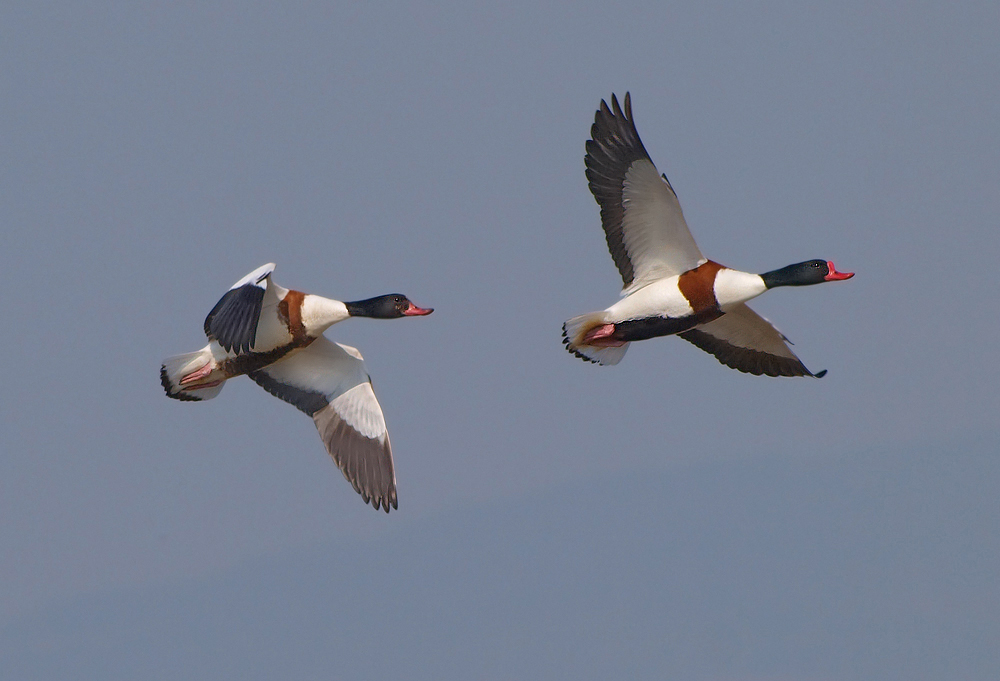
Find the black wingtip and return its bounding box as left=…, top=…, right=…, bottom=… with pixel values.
left=604, top=92, right=632, bottom=120
left=373, top=494, right=396, bottom=513
left=366, top=489, right=397, bottom=513
left=813, top=369, right=828, bottom=378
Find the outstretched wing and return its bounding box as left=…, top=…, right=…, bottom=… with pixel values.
left=679, top=303, right=825, bottom=378
left=585, top=93, right=705, bottom=295
left=203, top=263, right=278, bottom=354
left=248, top=336, right=397, bottom=512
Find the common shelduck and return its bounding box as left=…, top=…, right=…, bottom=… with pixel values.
left=563, top=93, right=854, bottom=376
left=160, top=263, right=433, bottom=512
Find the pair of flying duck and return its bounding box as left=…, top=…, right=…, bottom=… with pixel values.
left=161, top=92, right=854, bottom=512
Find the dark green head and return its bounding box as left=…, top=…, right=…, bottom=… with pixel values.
left=345, top=294, right=434, bottom=319
left=761, top=260, right=854, bottom=289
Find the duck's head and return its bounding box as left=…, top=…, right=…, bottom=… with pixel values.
left=345, top=294, right=434, bottom=319
left=761, top=260, right=855, bottom=289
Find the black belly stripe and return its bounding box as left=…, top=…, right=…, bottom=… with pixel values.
left=218, top=337, right=314, bottom=378
left=614, top=308, right=723, bottom=342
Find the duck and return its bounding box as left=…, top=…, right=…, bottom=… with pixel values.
left=563, top=93, right=854, bottom=376
left=160, top=263, right=433, bottom=512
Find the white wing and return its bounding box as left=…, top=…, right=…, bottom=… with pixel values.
left=585, top=94, right=705, bottom=295
left=249, top=336, right=397, bottom=512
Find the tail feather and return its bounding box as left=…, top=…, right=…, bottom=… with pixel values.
left=562, top=312, right=629, bottom=366
left=160, top=347, right=226, bottom=401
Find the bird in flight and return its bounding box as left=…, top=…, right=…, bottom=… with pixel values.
left=563, top=93, right=854, bottom=376
left=161, top=263, right=433, bottom=512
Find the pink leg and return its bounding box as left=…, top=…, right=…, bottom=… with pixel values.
left=180, top=361, right=214, bottom=385
left=583, top=324, right=626, bottom=347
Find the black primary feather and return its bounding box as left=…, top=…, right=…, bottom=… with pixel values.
left=203, top=282, right=266, bottom=354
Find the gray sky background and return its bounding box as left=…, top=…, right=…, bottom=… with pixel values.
left=2, top=2, right=998, bottom=679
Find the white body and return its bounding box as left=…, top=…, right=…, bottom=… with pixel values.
left=602, top=269, right=767, bottom=323
left=565, top=93, right=838, bottom=376
left=160, top=263, right=423, bottom=512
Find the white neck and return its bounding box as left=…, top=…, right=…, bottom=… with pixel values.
left=300, top=295, right=349, bottom=334
left=713, top=269, right=767, bottom=309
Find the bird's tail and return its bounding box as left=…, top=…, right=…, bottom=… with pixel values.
left=160, top=346, right=226, bottom=401
left=562, top=312, right=629, bottom=366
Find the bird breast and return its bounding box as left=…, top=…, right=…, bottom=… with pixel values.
left=712, top=268, right=767, bottom=309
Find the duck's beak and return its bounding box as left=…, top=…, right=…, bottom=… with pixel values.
left=403, top=302, right=434, bottom=316
left=824, top=261, right=855, bottom=281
